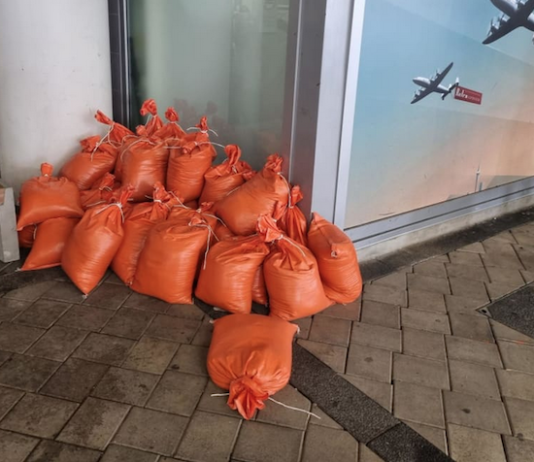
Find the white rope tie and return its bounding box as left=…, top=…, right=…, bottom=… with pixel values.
left=190, top=221, right=219, bottom=270
left=186, top=126, right=219, bottom=137
left=119, top=137, right=158, bottom=162
left=90, top=125, right=113, bottom=160
left=169, top=191, right=187, bottom=207
left=85, top=200, right=106, bottom=208
left=96, top=202, right=125, bottom=222
left=276, top=235, right=306, bottom=259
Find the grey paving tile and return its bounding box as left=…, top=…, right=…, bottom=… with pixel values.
left=449, top=359, right=500, bottom=400
left=393, top=382, right=444, bottom=428
left=56, top=305, right=114, bottom=331
left=486, top=266, right=524, bottom=286
left=318, top=299, right=361, bottom=321
left=496, top=369, right=534, bottom=401
left=346, top=344, right=392, bottom=383
left=191, top=325, right=213, bottom=347
left=42, top=281, right=86, bottom=304
left=100, top=308, right=154, bottom=340
left=123, top=293, right=170, bottom=313
left=58, top=397, right=130, bottom=450
left=297, top=339, right=347, bottom=374
left=26, top=440, right=102, bottom=462
left=0, top=323, right=44, bottom=353
left=166, top=303, right=205, bottom=320
left=0, top=429, right=39, bottom=462
left=0, top=354, right=60, bottom=391
left=504, top=435, right=534, bottom=462
left=122, top=336, right=179, bottom=374
left=176, top=411, right=241, bottom=462
left=0, top=393, right=77, bottom=438
left=445, top=294, right=488, bottom=315
left=91, top=367, right=159, bottom=406
left=0, top=351, right=10, bottom=368
left=457, top=242, right=485, bottom=254
left=292, top=317, right=312, bottom=339
left=449, top=250, right=483, bottom=266
left=146, top=370, right=206, bottom=416
left=482, top=246, right=524, bottom=270
left=393, top=353, right=449, bottom=390
left=449, top=312, right=494, bottom=342
left=309, top=404, right=343, bottom=429
left=4, top=281, right=56, bottom=302
left=403, top=421, right=448, bottom=455
left=113, top=407, right=188, bottom=456
left=413, top=260, right=447, bottom=279
left=40, top=358, right=108, bottom=402
left=449, top=277, right=489, bottom=300
left=401, top=309, right=450, bottom=334
left=402, top=328, right=446, bottom=361
left=72, top=333, right=134, bottom=366
left=257, top=386, right=311, bottom=430
left=145, top=314, right=200, bottom=343
left=362, top=284, right=407, bottom=307
left=27, top=326, right=88, bottom=361
left=309, top=316, right=351, bottom=347
left=100, top=445, right=158, bottom=462
left=505, top=397, right=534, bottom=441
left=169, top=344, right=208, bottom=376
left=445, top=336, right=502, bottom=368
left=0, top=299, right=31, bottom=322
left=197, top=381, right=244, bottom=418
left=351, top=322, right=401, bottom=352
left=407, top=289, right=446, bottom=313
left=360, top=301, right=400, bottom=329
left=343, top=374, right=392, bottom=411
left=499, top=340, right=534, bottom=374
left=0, top=386, right=23, bottom=421
left=447, top=423, right=506, bottom=462
left=446, top=263, right=489, bottom=282
left=83, top=283, right=131, bottom=310
left=521, top=269, right=534, bottom=283
left=233, top=421, right=303, bottom=462
left=14, top=299, right=70, bottom=329
left=359, top=445, right=386, bottom=462
left=486, top=281, right=523, bottom=301
left=491, top=320, right=534, bottom=344
left=443, top=390, right=511, bottom=434
left=371, top=271, right=407, bottom=290
left=407, top=273, right=450, bottom=295
left=301, top=425, right=358, bottom=462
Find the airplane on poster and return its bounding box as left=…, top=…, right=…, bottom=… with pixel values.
left=483, top=0, right=534, bottom=45
left=411, top=62, right=459, bottom=105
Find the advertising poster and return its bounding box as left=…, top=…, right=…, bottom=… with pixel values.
left=345, top=0, right=534, bottom=228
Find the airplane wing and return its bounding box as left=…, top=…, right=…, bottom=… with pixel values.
left=411, top=87, right=433, bottom=104
left=428, top=62, right=453, bottom=88
left=483, top=0, right=534, bottom=44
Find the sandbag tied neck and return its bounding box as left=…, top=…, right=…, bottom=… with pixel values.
left=40, top=162, right=54, bottom=177
left=227, top=376, right=269, bottom=420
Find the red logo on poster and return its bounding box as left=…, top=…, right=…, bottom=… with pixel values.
left=454, top=86, right=483, bottom=105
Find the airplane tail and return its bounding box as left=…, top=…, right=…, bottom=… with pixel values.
left=443, top=78, right=460, bottom=100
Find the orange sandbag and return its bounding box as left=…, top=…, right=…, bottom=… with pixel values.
left=207, top=314, right=297, bottom=420
left=111, top=183, right=172, bottom=284
left=61, top=188, right=133, bottom=294
left=258, top=215, right=331, bottom=321
left=79, top=173, right=116, bottom=209
left=18, top=226, right=36, bottom=248
left=195, top=235, right=269, bottom=314
left=121, top=138, right=168, bottom=202
left=166, top=117, right=216, bottom=202
left=17, top=163, right=84, bottom=230
left=131, top=216, right=212, bottom=303
left=278, top=186, right=307, bottom=246
left=153, top=107, right=187, bottom=141
left=60, top=135, right=117, bottom=190
left=252, top=265, right=268, bottom=306
left=199, top=145, right=252, bottom=203
left=307, top=213, right=362, bottom=304
left=214, top=221, right=234, bottom=241
left=138, top=99, right=163, bottom=136
left=215, top=154, right=289, bottom=236
left=94, top=110, right=134, bottom=146
left=184, top=200, right=198, bottom=209
left=21, top=217, right=79, bottom=271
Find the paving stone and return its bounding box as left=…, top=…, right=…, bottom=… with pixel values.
left=482, top=247, right=524, bottom=270
left=309, top=316, right=351, bottom=347
left=0, top=323, right=44, bottom=353
left=503, top=435, right=534, bottom=462
left=72, top=333, right=134, bottom=366
left=413, top=260, right=447, bottom=279
left=346, top=344, right=392, bottom=383
left=496, top=369, right=534, bottom=401
left=292, top=316, right=312, bottom=339
left=42, top=281, right=86, bottom=304
left=233, top=421, right=303, bottom=462
left=362, top=284, right=407, bottom=307
left=371, top=271, right=407, bottom=290
left=113, top=407, right=188, bottom=456
left=0, top=393, right=78, bottom=438
left=343, top=374, right=392, bottom=411
left=257, top=385, right=311, bottom=430
left=505, top=397, right=534, bottom=440
left=101, top=308, right=154, bottom=340
left=447, top=424, right=506, bottom=462
left=402, top=328, right=446, bottom=361
left=449, top=250, right=484, bottom=267
left=449, top=312, right=494, bottom=342
left=297, top=340, right=347, bottom=374
left=197, top=380, right=243, bottom=418
left=486, top=281, right=522, bottom=301
left=485, top=266, right=524, bottom=286
left=490, top=320, right=534, bottom=344
left=403, top=421, right=448, bottom=454
left=166, top=303, right=205, bottom=320
left=191, top=325, right=213, bottom=347
left=14, top=299, right=70, bottom=329
left=146, top=370, right=206, bottom=416
left=0, top=351, right=10, bottom=368
left=176, top=411, right=241, bottom=462
left=100, top=445, right=158, bottom=462
left=123, top=293, right=170, bottom=313
left=393, top=382, right=444, bottom=428
left=145, top=314, right=200, bottom=343
left=393, top=353, right=449, bottom=390
left=301, top=424, right=358, bottom=462
left=445, top=294, right=488, bottom=315
left=0, top=354, right=60, bottom=391
left=0, top=429, right=39, bottom=462
left=26, top=440, right=102, bottom=462
left=58, top=397, right=130, bottom=450
left=318, top=299, right=361, bottom=321
left=351, top=322, right=401, bottom=352
left=4, top=281, right=56, bottom=301
left=514, top=245, right=534, bottom=271
left=446, top=263, right=490, bottom=283
left=360, top=300, right=401, bottom=329
left=56, top=305, right=115, bottom=331
left=449, top=277, right=489, bottom=300
left=407, top=273, right=450, bottom=295
left=407, top=289, right=446, bottom=313
left=309, top=403, right=343, bottom=429
left=0, top=299, right=31, bottom=322
left=443, top=390, right=511, bottom=434
left=83, top=283, right=131, bottom=310
left=27, top=325, right=88, bottom=361
left=521, top=269, right=534, bottom=283
left=445, top=336, right=502, bottom=368
left=449, top=359, right=500, bottom=400
left=499, top=340, right=534, bottom=374
left=487, top=232, right=517, bottom=245
left=457, top=242, right=485, bottom=254
left=169, top=344, right=208, bottom=376
left=122, top=336, right=179, bottom=374
left=359, top=445, right=386, bottom=462
left=40, top=358, right=108, bottom=402
left=91, top=367, right=159, bottom=406
left=401, top=309, right=450, bottom=334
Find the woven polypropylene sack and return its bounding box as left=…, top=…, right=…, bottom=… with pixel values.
left=252, top=265, right=268, bottom=306
left=79, top=173, right=116, bottom=210
left=18, top=226, right=36, bottom=248
left=278, top=186, right=307, bottom=246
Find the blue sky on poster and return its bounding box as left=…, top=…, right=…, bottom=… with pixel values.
left=346, top=0, right=534, bottom=228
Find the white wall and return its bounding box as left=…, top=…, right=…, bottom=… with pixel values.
left=0, top=0, right=113, bottom=197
